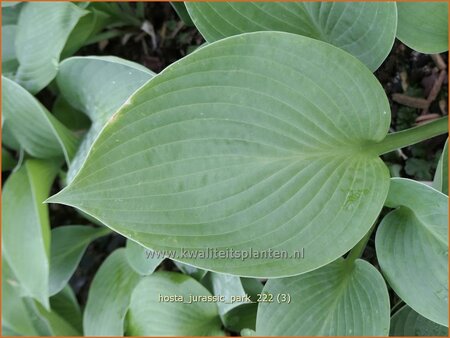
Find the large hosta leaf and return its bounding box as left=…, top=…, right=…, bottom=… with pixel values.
left=390, top=305, right=448, bottom=336
left=396, top=3, right=448, bottom=54
left=2, top=76, right=78, bottom=164
left=56, top=56, right=154, bottom=183
left=185, top=2, right=397, bottom=71
left=376, top=178, right=448, bottom=326
left=14, top=2, right=87, bottom=93
left=48, top=32, right=391, bottom=278
left=126, top=272, right=223, bottom=336
left=83, top=249, right=141, bottom=336
left=2, top=159, right=59, bottom=309
left=256, top=258, right=390, bottom=335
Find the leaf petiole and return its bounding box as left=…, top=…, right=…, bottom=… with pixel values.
left=372, top=116, right=448, bottom=156
left=345, top=222, right=376, bottom=268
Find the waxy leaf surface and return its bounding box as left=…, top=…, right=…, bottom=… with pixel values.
left=2, top=76, right=78, bottom=164
left=390, top=305, right=448, bottom=336
left=50, top=32, right=391, bottom=277
left=125, top=240, right=163, bottom=276
left=49, top=225, right=110, bottom=295
left=376, top=178, right=448, bottom=326
left=83, top=249, right=141, bottom=336
left=2, top=160, right=59, bottom=309
left=256, top=258, right=390, bottom=335
left=56, top=56, right=154, bottom=183
left=14, top=2, right=87, bottom=93
left=126, top=272, right=223, bottom=336
left=186, top=2, right=397, bottom=71
left=396, top=2, right=448, bottom=54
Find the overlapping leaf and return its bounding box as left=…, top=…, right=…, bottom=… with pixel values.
left=174, top=261, right=207, bottom=281
left=126, top=272, right=223, bottom=336
left=125, top=240, right=163, bottom=276
left=202, top=272, right=258, bottom=332
left=376, top=178, right=448, bottom=326
left=83, top=249, right=141, bottom=336
left=202, top=272, right=249, bottom=316
left=2, top=2, right=21, bottom=25
left=256, top=258, right=390, bottom=335
left=2, top=76, right=78, bottom=163
left=56, top=56, right=154, bottom=183
left=2, top=25, right=18, bottom=76
left=185, top=2, right=397, bottom=70
left=396, top=3, right=448, bottom=54
left=2, top=159, right=59, bottom=309
left=2, top=259, right=39, bottom=336
left=61, top=8, right=111, bottom=59
left=390, top=305, right=448, bottom=336
left=433, top=139, right=448, bottom=194
left=14, top=2, right=87, bottom=93
left=49, top=225, right=110, bottom=295
left=48, top=32, right=391, bottom=277
left=49, top=286, right=83, bottom=334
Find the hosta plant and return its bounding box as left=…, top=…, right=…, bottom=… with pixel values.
left=1, top=1, right=449, bottom=337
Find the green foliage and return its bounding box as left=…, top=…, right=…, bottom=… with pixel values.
left=376, top=179, right=448, bottom=326
left=3, top=160, right=60, bottom=309
left=2, top=2, right=448, bottom=337
left=48, top=32, right=393, bottom=278
left=49, top=225, right=110, bottom=295
left=390, top=305, right=448, bottom=336
left=125, top=240, right=163, bottom=276
left=185, top=2, right=397, bottom=71
left=434, top=140, right=449, bottom=194
left=126, top=272, right=223, bottom=336
left=14, top=2, right=87, bottom=94
left=396, top=2, right=448, bottom=54
left=256, top=258, right=390, bottom=335
left=83, top=249, right=141, bottom=336
left=2, top=76, right=79, bottom=163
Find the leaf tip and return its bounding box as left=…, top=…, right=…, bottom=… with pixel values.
left=44, top=189, right=68, bottom=205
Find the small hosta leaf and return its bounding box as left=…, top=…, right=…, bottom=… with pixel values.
left=126, top=271, right=223, bottom=336
left=2, top=159, right=60, bottom=309
left=61, top=9, right=111, bottom=59
left=433, top=139, right=448, bottom=194
left=49, top=225, right=110, bottom=295
left=390, top=305, right=448, bottom=336
left=125, top=239, right=163, bottom=276
left=202, top=272, right=249, bottom=316
left=49, top=286, right=83, bottom=334
left=255, top=258, right=390, bottom=335
left=14, top=2, right=87, bottom=93
left=2, top=76, right=78, bottom=164
left=186, top=2, right=397, bottom=71
left=376, top=178, right=448, bottom=326
left=174, top=261, right=207, bottom=281
left=396, top=2, right=448, bottom=53
left=83, top=249, right=141, bottom=336
left=2, top=25, right=18, bottom=76
left=2, top=259, right=39, bottom=336
left=48, top=32, right=391, bottom=278
left=56, top=56, right=154, bottom=183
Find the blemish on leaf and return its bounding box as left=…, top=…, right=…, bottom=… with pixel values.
left=343, top=189, right=369, bottom=210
